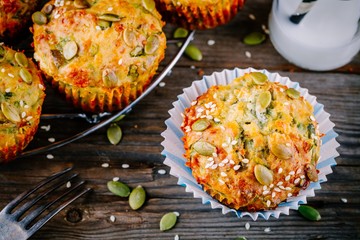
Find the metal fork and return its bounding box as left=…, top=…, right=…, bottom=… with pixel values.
left=0, top=168, right=91, bottom=240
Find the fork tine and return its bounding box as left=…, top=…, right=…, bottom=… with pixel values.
left=0, top=168, right=73, bottom=214
left=21, top=180, right=91, bottom=234
left=11, top=173, right=78, bottom=220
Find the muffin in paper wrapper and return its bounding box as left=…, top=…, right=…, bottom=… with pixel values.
left=155, top=0, right=245, bottom=30
left=161, top=67, right=339, bottom=220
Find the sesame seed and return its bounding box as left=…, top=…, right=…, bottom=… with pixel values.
left=95, top=26, right=102, bottom=31
left=279, top=185, right=285, bottom=190
left=1, top=68, right=5, bottom=72
left=110, top=215, right=116, bottom=222
left=48, top=137, right=55, bottom=143
left=245, top=51, right=251, bottom=58
left=158, top=169, right=166, bottom=175
left=173, top=211, right=180, bottom=216
left=300, top=175, right=306, bottom=179
left=205, top=161, right=214, bottom=169
left=277, top=181, right=283, bottom=186
left=21, top=112, right=26, bottom=118
left=341, top=198, right=348, bottom=203
left=19, top=100, right=24, bottom=107
left=287, top=193, right=293, bottom=197
left=286, top=143, right=291, bottom=147
left=263, top=190, right=270, bottom=195
left=206, top=115, right=213, bottom=120
left=249, top=14, right=256, bottom=20
left=269, top=184, right=274, bottom=188
left=219, top=163, right=225, bottom=167
left=66, top=181, right=71, bottom=188
left=278, top=168, right=283, bottom=174
left=214, top=118, right=221, bottom=123
left=26, top=116, right=33, bottom=121
left=220, top=172, right=227, bottom=177
left=220, top=126, right=225, bottom=131
left=285, top=187, right=292, bottom=191
left=54, top=13, right=61, bottom=19
left=102, top=163, right=110, bottom=168
left=5, top=88, right=11, bottom=93
left=122, top=163, right=130, bottom=169
left=233, top=165, right=241, bottom=171
left=212, top=152, right=218, bottom=157
left=229, top=159, right=235, bottom=165
left=159, top=82, right=166, bottom=87
left=266, top=200, right=271, bottom=207
left=191, top=100, right=197, bottom=106
left=289, top=171, right=295, bottom=175
left=24, top=105, right=29, bottom=109
left=310, top=115, right=316, bottom=121
left=231, top=140, right=238, bottom=145
left=174, top=235, right=180, bottom=240
left=285, top=175, right=291, bottom=181
left=294, top=178, right=300, bottom=184
left=46, top=154, right=54, bottom=159
left=108, top=7, right=113, bottom=11
left=213, top=93, right=217, bottom=98
left=219, top=179, right=225, bottom=185
left=264, top=227, right=271, bottom=233
left=41, top=125, right=51, bottom=131
left=245, top=222, right=250, bottom=230
left=280, top=88, right=285, bottom=92
left=221, top=143, right=228, bottom=148
left=272, top=192, right=276, bottom=198
left=190, top=65, right=196, bottom=69
left=207, top=39, right=215, bottom=46
left=196, top=108, right=204, bottom=113
left=296, top=168, right=302, bottom=174
left=263, top=185, right=268, bottom=191
left=222, top=158, right=229, bottom=164
left=211, top=164, right=218, bottom=169
left=207, top=157, right=214, bottom=162
left=118, top=59, right=123, bottom=65
left=113, top=177, right=120, bottom=181
left=38, top=84, right=45, bottom=90
left=8, top=73, right=14, bottom=78
left=274, top=187, right=281, bottom=192
left=242, top=158, right=249, bottom=164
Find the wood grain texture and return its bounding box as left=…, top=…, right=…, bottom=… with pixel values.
left=1, top=0, right=359, bottom=239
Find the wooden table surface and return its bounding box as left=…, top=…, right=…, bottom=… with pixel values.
left=1, top=0, right=359, bottom=239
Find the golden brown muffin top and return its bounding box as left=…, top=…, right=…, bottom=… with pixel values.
left=181, top=72, right=322, bottom=211
left=32, top=0, right=166, bottom=90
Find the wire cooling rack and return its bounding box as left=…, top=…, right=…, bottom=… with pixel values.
left=18, top=31, right=196, bottom=159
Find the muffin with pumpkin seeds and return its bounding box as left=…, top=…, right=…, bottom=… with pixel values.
left=32, top=0, right=166, bottom=113
left=0, top=0, right=40, bottom=40
left=181, top=72, right=322, bottom=211
left=0, top=45, right=46, bottom=163
left=155, top=0, right=245, bottom=30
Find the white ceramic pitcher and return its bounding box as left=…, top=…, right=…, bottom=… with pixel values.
left=268, top=0, right=360, bottom=71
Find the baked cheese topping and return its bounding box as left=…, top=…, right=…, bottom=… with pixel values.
left=0, top=45, right=46, bottom=162
left=181, top=72, right=322, bottom=211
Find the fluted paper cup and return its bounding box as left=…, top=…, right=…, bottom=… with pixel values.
left=161, top=67, right=339, bottom=220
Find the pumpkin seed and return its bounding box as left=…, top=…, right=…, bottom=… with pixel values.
left=145, top=34, right=160, bottom=55
left=99, top=13, right=121, bottom=22
left=159, top=212, right=177, bottom=231
left=0, top=45, right=6, bottom=60
left=1, top=102, right=21, bottom=123
left=191, top=119, right=210, bottom=131
left=129, top=185, right=146, bottom=210
left=63, top=40, right=78, bottom=60
left=173, top=27, right=188, bottom=47
left=107, top=123, right=122, bottom=145
left=130, top=46, right=144, bottom=57
left=305, top=163, right=318, bottom=182
left=270, top=143, right=292, bottom=159
left=192, top=141, right=216, bottom=156
left=185, top=44, right=203, bottom=61
left=32, top=11, right=47, bottom=25
left=97, top=19, right=111, bottom=30
left=142, top=0, right=155, bottom=12
left=14, top=52, right=28, bottom=67
left=249, top=72, right=268, bottom=85
left=51, top=49, right=66, bottom=68
left=123, top=28, right=137, bottom=47
left=107, top=180, right=131, bottom=197
left=112, top=114, right=125, bottom=123
left=74, top=0, right=90, bottom=8
left=243, top=32, right=266, bottom=45
left=254, top=164, right=273, bottom=186
left=89, top=43, right=99, bottom=56
left=286, top=88, right=300, bottom=99
left=42, top=4, right=54, bottom=14
left=19, top=68, right=33, bottom=84
left=258, top=90, right=271, bottom=109
left=298, top=205, right=321, bottom=221
left=128, top=64, right=139, bottom=78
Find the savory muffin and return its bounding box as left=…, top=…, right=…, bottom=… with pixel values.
left=181, top=72, right=322, bottom=211
left=32, top=0, right=166, bottom=113
left=0, top=0, right=40, bottom=40
left=0, top=45, right=46, bottom=163
left=155, top=0, right=245, bottom=30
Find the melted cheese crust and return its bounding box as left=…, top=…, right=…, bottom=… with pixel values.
left=182, top=73, right=322, bottom=211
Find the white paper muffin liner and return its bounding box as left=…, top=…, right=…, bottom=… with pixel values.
left=160, top=67, right=339, bottom=220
